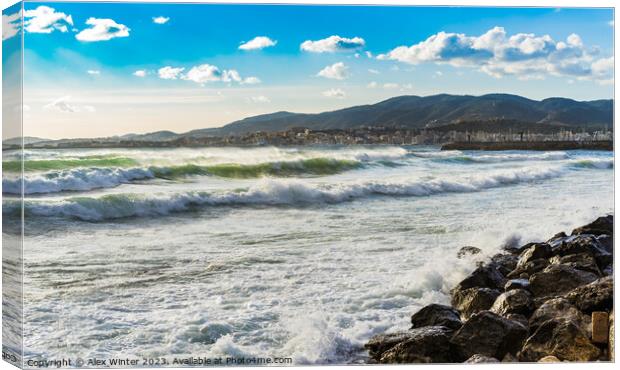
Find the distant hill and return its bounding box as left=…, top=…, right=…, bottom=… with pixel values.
left=2, top=136, right=49, bottom=145
left=198, top=94, right=612, bottom=137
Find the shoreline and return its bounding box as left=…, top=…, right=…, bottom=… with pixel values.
left=441, top=141, right=613, bottom=151
left=365, top=215, right=614, bottom=363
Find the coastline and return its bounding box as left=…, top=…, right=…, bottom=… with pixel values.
left=441, top=141, right=613, bottom=151
left=365, top=216, right=614, bottom=363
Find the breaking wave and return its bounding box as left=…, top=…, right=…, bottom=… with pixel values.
left=6, top=166, right=566, bottom=221
left=412, top=151, right=570, bottom=163
left=3, top=157, right=139, bottom=172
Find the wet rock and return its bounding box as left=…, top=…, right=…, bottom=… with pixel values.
left=464, top=354, right=499, bottom=363
left=451, top=311, right=528, bottom=360
left=451, top=287, right=500, bottom=320
left=518, top=319, right=600, bottom=362
left=571, top=215, right=613, bottom=236
left=506, top=313, right=529, bottom=329
left=591, top=311, right=609, bottom=344
left=374, top=326, right=456, bottom=363
left=504, top=279, right=529, bottom=291
left=538, top=355, right=560, bottom=362
left=547, top=232, right=567, bottom=246
left=410, top=304, right=462, bottom=330
left=506, top=258, right=549, bottom=279
left=551, top=235, right=612, bottom=270
left=564, top=276, right=613, bottom=313
left=529, top=298, right=591, bottom=336
left=457, top=246, right=481, bottom=259
left=549, top=253, right=601, bottom=276
left=504, top=241, right=539, bottom=255
left=453, top=264, right=506, bottom=291
left=517, top=243, right=552, bottom=269
left=366, top=331, right=414, bottom=360
left=490, top=289, right=534, bottom=317
left=528, top=264, right=598, bottom=298
left=490, top=253, right=518, bottom=276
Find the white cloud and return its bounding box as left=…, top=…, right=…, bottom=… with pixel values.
left=317, top=62, right=349, bottom=80
left=23, top=6, right=73, bottom=34
left=365, top=51, right=373, bottom=58
left=322, top=88, right=346, bottom=99
left=75, top=17, right=130, bottom=42
left=2, top=11, right=21, bottom=40
left=250, top=95, right=271, bottom=103
left=87, top=70, right=100, bottom=75
left=158, top=66, right=185, bottom=80
left=242, top=76, right=261, bottom=84
left=44, top=96, right=95, bottom=113
left=368, top=68, right=380, bottom=74
left=179, top=64, right=258, bottom=85
left=378, top=26, right=612, bottom=83
left=383, top=83, right=399, bottom=89
left=239, top=36, right=277, bottom=50
left=153, top=16, right=169, bottom=24
left=133, top=70, right=147, bottom=77
left=301, top=35, right=365, bottom=53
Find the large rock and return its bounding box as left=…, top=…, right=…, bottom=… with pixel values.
left=504, top=279, right=529, bottom=291
left=490, top=253, right=518, bottom=276
left=453, top=264, right=506, bottom=291
left=528, top=298, right=591, bottom=337
left=410, top=304, right=462, bottom=330
left=372, top=326, right=456, bottom=363
left=571, top=215, right=613, bottom=236
left=564, top=276, right=613, bottom=313
left=528, top=264, right=598, bottom=298
left=451, top=287, right=500, bottom=320
left=464, top=354, right=499, bottom=363
left=504, top=241, right=540, bottom=255
left=549, top=253, right=601, bottom=276
left=457, top=246, right=481, bottom=259
left=551, top=235, right=612, bottom=270
left=506, top=258, right=549, bottom=279
left=450, top=311, right=528, bottom=360
left=518, top=319, right=601, bottom=362
left=490, top=289, right=534, bottom=316
left=517, top=243, right=552, bottom=269
left=366, top=331, right=415, bottom=360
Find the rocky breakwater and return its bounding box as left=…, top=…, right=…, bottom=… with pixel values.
left=365, top=216, right=614, bottom=363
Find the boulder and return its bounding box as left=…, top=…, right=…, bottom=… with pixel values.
left=453, top=264, right=506, bottom=291
left=528, top=264, right=598, bottom=298
left=457, top=246, right=481, bottom=259
left=506, top=313, right=529, bottom=329
left=490, top=289, right=534, bottom=316
left=451, top=287, right=501, bottom=320
left=450, top=311, right=528, bottom=360
left=373, top=326, right=456, bottom=363
left=504, top=279, right=530, bottom=291
left=490, top=253, right=518, bottom=276
left=410, top=304, right=462, bottom=330
left=366, top=331, right=415, bottom=360
left=551, top=235, right=612, bottom=270
left=517, top=243, right=552, bottom=269
left=564, top=276, right=613, bottom=313
left=518, top=319, right=600, bottom=362
left=547, top=232, right=567, bottom=247
left=464, top=354, right=499, bottom=363
left=549, top=253, right=601, bottom=276
left=571, top=215, right=613, bottom=236
left=504, top=241, right=540, bottom=255
left=506, top=258, right=549, bottom=279
left=528, top=298, right=591, bottom=336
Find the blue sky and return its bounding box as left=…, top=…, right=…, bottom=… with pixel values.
left=2, top=2, right=614, bottom=138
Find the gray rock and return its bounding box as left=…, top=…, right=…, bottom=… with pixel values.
left=564, top=276, right=613, bottom=313
left=373, top=326, right=456, bottom=363
left=507, top=258, right=549, bottom=279
left=453, top=264, right=507, bottom=291
left=450, top=311, right=528, bottom=360
left=464, top=354, right=500, bottom=363
left=451, top=287, right=501, bottom=320
left=528, top=264, right=598, bottom=298
left=551, top=235, right=611, bottom=270
left=457, top=246, right=482, bottom=259
left=490, top=289, right=534, bottom=316
left=517, top=243, right=552, bottom=269
left=549, top=253, right=601, bottom=276
left=506, top=313, right=529, bottom=329
left=366, top=331, right=415, bottom=360
left=518, top=319, right=600, bottom=362
left=410, top=304, right=462, bottom=330
left=529, top=297, right=591, bottom=337
left=490, top=253, right=518, bottom=276
left=504, top=241, right=540, bottom=255
left=571, top=215, right=613, bottom=236
left=504, top=278, right=529, bottom=291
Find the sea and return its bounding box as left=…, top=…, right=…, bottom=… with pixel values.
left=1, top=145, right=614, bottom=364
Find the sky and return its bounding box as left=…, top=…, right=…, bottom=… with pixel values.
left=1, top=2, right=615, bottom=139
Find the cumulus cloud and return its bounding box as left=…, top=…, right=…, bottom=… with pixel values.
left=23, top=6, right=73, bottom=34
left=2, top=11, right=21, bottom=40
left=242, top=76, right=261, bottom=84
left=239, top=36, right=277, bottom=50
left=153, top=16, right=169, bottom=24
left=250, top=95, right=271, bottom=103
left=322, top=88, right=346, bottom=98
left=378, top=26, right=612, bottom=83
left=133, top=70, right=147, bottom=77
left=44, top=96, right=95, bottom=113
left=158, top=66, right=185, bottom=80
left=178, top=64, right=260, bottom=85
left=75, top=17, right=130, bottom=42
left=317, top=62, right=349, bottom=80
left=301, top=35, right=365, bottom=53
left=87, top=70, right=100, bottom=75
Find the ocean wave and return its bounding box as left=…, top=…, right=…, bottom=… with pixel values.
left=413, top=151, right=570, bottom=163
left=3, top=156, right=139, bottom=172
left=7, top=166, right=566, bottom=221
left=569, top=158, right=614, bottom=169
